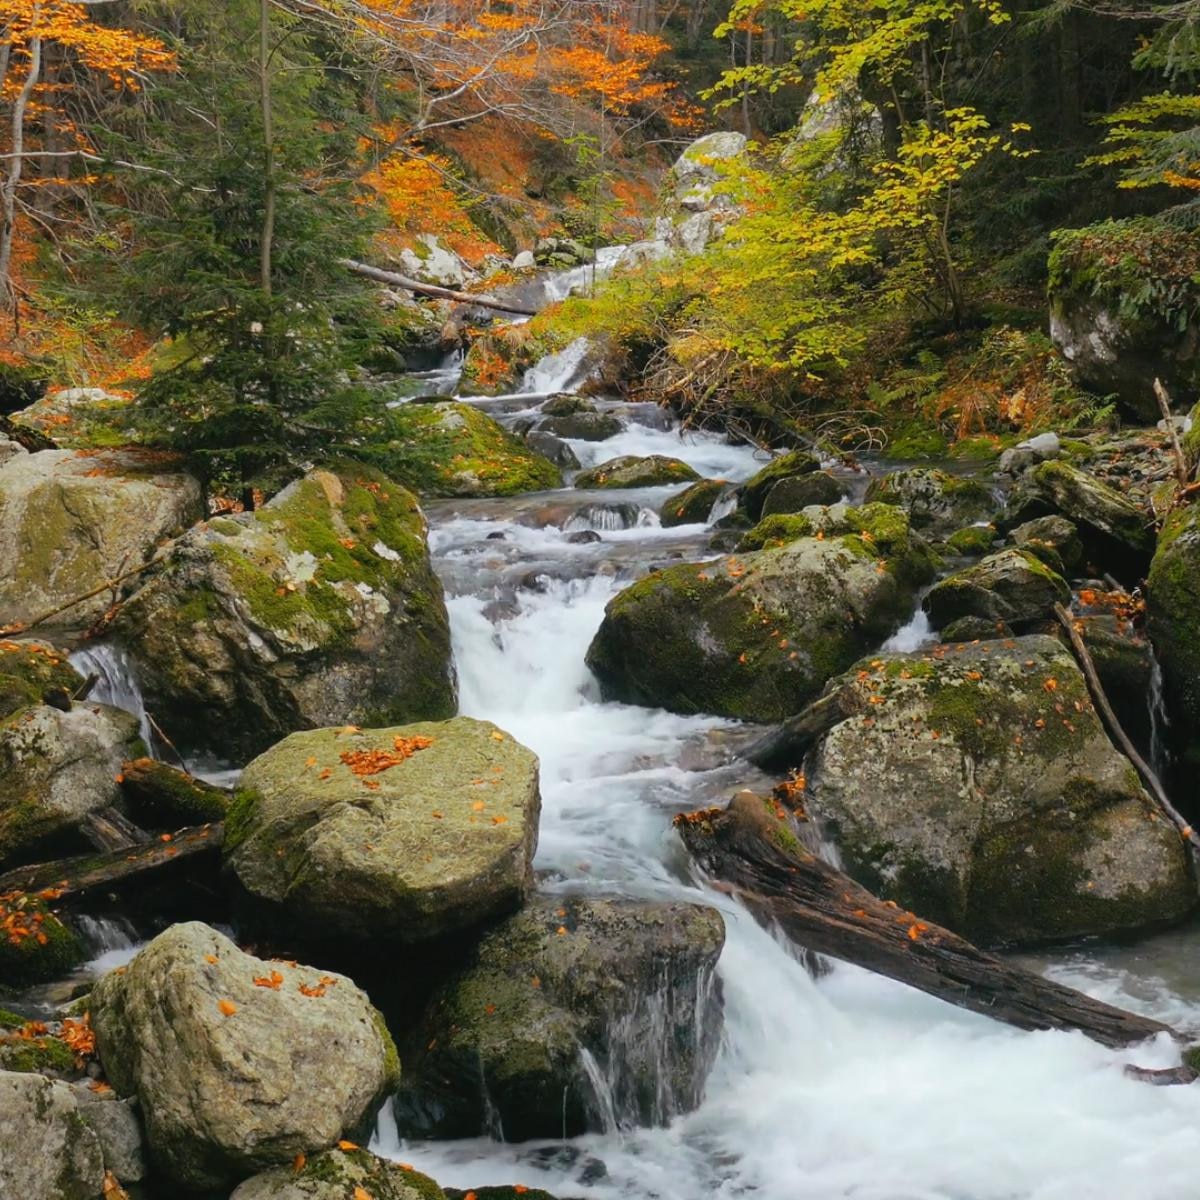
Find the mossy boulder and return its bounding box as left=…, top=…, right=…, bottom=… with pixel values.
left=0, top=703, right=142, bottom=869
left=0, top=894, right=83, bottom=987
left=370, top=402, right=561, bottom=496
left=12, top=388, right=138, bottom=450
left=586, top=504, right=936, bottom=722
left=91, top=922, right=398, bottom=1192
left=923, top=548, right=1070, bottom=632
left=0, top=1070, right=106, bottom=1200
left=660, top=478, right=728, bottom=527
left=803, top=636, right=1194, bottom=946
left=760, top=470, right=844, bottom=516
left=944, top=525, right=998, bottom=558
left=1006, top=460, right=1155, bottom=579
left=394, top=895, right=724, bottom=1141
left=232, top=1149, right=445, bottom=1200
left=0, top=448, right=203, bottom=633
left=533, top=397, right=622, bottom=442
left=0, top=640, right=83, bottom=720
left=117, top=465, right=455, bottom=760
left=0, top=1022, right=78, bottom=1076
left=1146, top=503, right=1200, bottom=765
left=1010, top=515, right=1083, bottom=574
left=574, top=455, right=700, bottom=489
left=226, top=718, right=540, bottom=945
left=738, top=450, right=820, bottom=521
left=864, top=467, right=995, bottom=536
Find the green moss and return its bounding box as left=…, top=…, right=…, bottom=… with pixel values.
left=222, top=787, right=262, bottom=854
left=0, top=644, right=83, bottom=721
left=883, top=424, right=949, bottom=460
left=0, top=1007, right=26, bottom=1030
left=120, top=759, right=229, bottom=826
left=575, top=455, right=700, bottom=489
left=373, top=1008, right=402, bottom=1089
left=0, top=897, right=83, bottom=987
left=0, top=1031, right=76, bottom=1074
left=740, top=450, right=820, bottom=519
left=946, top=525, right=998, bottom=557
left=738, top=513, right=814, bottom=551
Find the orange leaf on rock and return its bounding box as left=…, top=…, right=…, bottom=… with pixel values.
left=217, top=999, right=238, bottom=1017
left=293, top=1153, right=306, bottom=1174
left=254, top=970, right=284, bottom=990
left=338, top=1139, right=360, bottom=1151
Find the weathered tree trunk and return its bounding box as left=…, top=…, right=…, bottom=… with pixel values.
left=0, top=17, right=42, bottom=313
left=79, top=807, right=152, bottom=854
left=0, top=822, right=224, bottom=900
left=676, top=793, right=1181, bottom=1050
left=341, top=258, right=538, bottom=316
left=259, top=0, right=276, bottom=298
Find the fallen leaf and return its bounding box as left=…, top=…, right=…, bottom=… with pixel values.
left=253, top=971, right=284, bottom=990
left=205, top=954, right=219, bottom=964
left=490, top=731, right=505, bottom=741
left=353, top=1189, right=373, bottom=1200
left=217, top=1000, right=237, bottom=1017
left=338, top=1139, right=360, bottom=1151
left=293, top=1153, right=306, bottom=1174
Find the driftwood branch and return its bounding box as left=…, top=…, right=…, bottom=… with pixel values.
left=1154, top=377, right=1190, bottom=490
left=0, top=551, right=166, bottom=636
left=0, top=822, right=223, bottom=899
left=676, top=792, right=1182, bottom=1050
left=341, top=258, right=537, bottom=316
left=79, top=807, right=152, bottom=854
left=1052, top=602, right=1200, bottom=864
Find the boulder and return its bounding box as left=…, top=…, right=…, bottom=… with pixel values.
left=760, top=471, right=844, bottom=515
left=1005, top=460, right=1155, bottom=578
left=0, top=701, right=142, bottom=867
left=226, top=718, right=540, bottom=945
left=116, top=465, right=455, bottom=760
left=233, top=1149, right=446, bottom=1200
left=0, top=1070, right=105, bottom=1200
left=372, top=402, right=561, bottom=496
left=0, top=893, right=83, bottom=986
left=998, top=432, right=1062, bottom=476
left=586, top=504, right=935, bottom=721
left=0, top=434, right=26, bottom=466
left=672, top=131, right=747, bottom=212
left=574, top=455, right=700, bottom=490
left=0, top=449, right=203, bottom=632
left=72, top=1082, right=146, bottom=1183
left=91, top=922, right=398, bottom=1192
left=511, top=250, right=536, bottom=271
left=1146, top=503, right=1200, bottom=765
left=394, top=235, right=472, bottom=289
left=535, top=406, right=623, bottom=442
left=12, top=387, right=139, bottom=450
left=1010, top=515, right=1083, bottom=573
left=0, top=639, right=83, bottom=720
left=738, top=450, right=820, bottom=521
left=803, top=636, right=1194, bottom=945
left=524, top=430, right=580, bottom=470
left=660, top=478, right=729, bottom=527
left=944, top=525, right=998, bottom=558
left=864, top=467, right=995, bottom=535
left=923, top=548, right=1070, bottom=631
left=394, top=895, right=725, bottom=1141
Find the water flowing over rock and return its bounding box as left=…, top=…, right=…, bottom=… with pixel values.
left=0, top=701, right=142, bottom=868
left=0, top=1070, right=106, bottom=1200
left=0, top=448, right=203, bottom=632
left=802, top=636, right=1194, bottom=945
left=660, top=478, right=729, bottom=526
left=226, top=717, right=540, bottom=945
left=587, top=504, right=935, bottom=721
left=393, top=895, right=725, bottom=1141
left=91, top=922, right=398, bottom=1192
left=923, top=548, right=1070, bottom=631
left=116, top=465, right=455, bottom=760
left=233, top=1149, right=446, bottom=1200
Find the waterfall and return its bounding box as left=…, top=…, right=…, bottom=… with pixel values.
left=69, top=642, right=154, bottom=750
left=1149, top=655, right=1172, bottom=780
left=521, top=337, right=596, bottom=395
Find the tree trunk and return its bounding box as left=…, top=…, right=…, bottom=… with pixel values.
left=259, top=0, right=275, bottom=298
left=676, top=793, right=1181, bottom=1050
left=0, top=16, right=42, bottom=314
left=340, top=258, right=538, bottom=315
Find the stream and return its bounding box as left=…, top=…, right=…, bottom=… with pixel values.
left=54, top=327, right=1200, bottom=1199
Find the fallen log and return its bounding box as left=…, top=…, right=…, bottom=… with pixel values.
left=79, top=807, right=152, bottom=854
left=676, top=792, right=1182, bottom=1050
left=0, top=821, right=223, bottom=899
left=744, top=687, right=866, bottom=772
left=340, top=258, right=538, bottom=317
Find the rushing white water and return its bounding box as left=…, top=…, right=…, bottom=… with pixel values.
left=69, top=642, right=154, bottom=749
left=538, top=245, right=639, bottom=305
left=374, top=352, right=1200, bottom=1199
left=521, top=336, right=597, bottom=395
left=882, top=604, right=937, bottom=653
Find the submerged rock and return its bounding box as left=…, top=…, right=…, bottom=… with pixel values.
left=524, top=429, right=580, bottom=470
left=864, top=466, right=995, bottom=535
left=534, top=397, right=622, bottom=442
left=574, top=455, right=700, bottom=489
left=0, top=448, right=203, bottom=632
left=91, top=922, right=398, bottom=1192
left=394, top=895, right=725, bottom=1141
left=803, top=636, right=1194, bottom=945
left=372, top=402, right=562, bottom=496
left=0, top=701, right=142, bottom=868
left=233, top=1149, right=446, bottom=1200
left=226, top=718, right=540, bottom=945
left=587, top=504, right=935, bottom=721
left=923, top=548, right=1070, bottom=631
left=117, top=465, right=455, bottom=760
left=0, top=1070, right=105, bottom=1200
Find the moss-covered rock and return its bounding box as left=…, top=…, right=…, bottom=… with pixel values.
left=738, top=450, right=820, bottom=521
left=0, top=641, right=82, bottom=721
left=91, top=922, right=398, bottom=1192
left=0, top=448, right=203, bottom=633
left=864, top=467, right=995, bottom=536
left=586, top=505, right=935, bottom=721
left=232, top=1149, right=445, bottom=1200
left=1006, top=460, right=1155, bottom=579
left=394, top=895, right=724, bottom=1141
left=923, top=548, right=1070, bottom=631
left=944, top=524, right=998, bottom=558
left=1146, top=503, right=1200, bottom=766
left=12, top=388, right=139, bottom=450
left=1010, top=515, right=1083, bottom=573
left=227, top=717, right=540, bottom=945
left=0, top=703, right=142, bottom=869
left=0, top=1025, right=77, bottom=1076
left=117, top=465, right=455, bottom=760
left=368, top=402, right=562, bottom=497
left=574, top=455, right=700, bottom=489
left=659, top=478, right=728, bottom=527
left=0, top=894, right=83, bottom=987
left=533, top=396, right=622, bottom=442
left=803, top=636, right=1194, bottom=945
left=760, top=470, right=844, bottom=516
left=117, top=758, right=229, bottom=828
